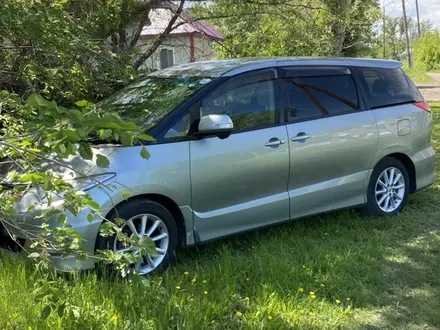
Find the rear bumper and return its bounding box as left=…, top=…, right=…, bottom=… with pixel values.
left=411, top=145, right=436, bottom=191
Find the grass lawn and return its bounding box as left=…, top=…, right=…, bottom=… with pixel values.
left=404, top=67, right=435, bottom=85
left=1, top=104, right=439, bottom=330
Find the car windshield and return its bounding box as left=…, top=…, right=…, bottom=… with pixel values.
left=99, top=76, right=213, bottom=130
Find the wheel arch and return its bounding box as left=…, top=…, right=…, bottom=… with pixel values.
left=376, top=153, right=416, bottom=193
left=102, top=193, right=188, bottom=247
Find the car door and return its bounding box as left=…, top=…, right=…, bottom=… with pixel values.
left=190, top=69, right=290, bottom=242
left=279, top=66, right=380, bottom=219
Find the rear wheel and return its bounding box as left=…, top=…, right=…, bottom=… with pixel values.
left=96, top=199, right=178, bottom=275
left=363, top=157, right=410, bottom=216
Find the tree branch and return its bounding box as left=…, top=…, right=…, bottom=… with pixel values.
left=133, top=0, right=186, bottom=71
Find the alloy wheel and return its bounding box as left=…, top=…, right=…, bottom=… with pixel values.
left=375, top=167, right=406, bottom=213
left=113, top=213, right=169, bottom=275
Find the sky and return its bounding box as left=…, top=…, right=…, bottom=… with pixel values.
left=381, top=0, right=440, bottom=30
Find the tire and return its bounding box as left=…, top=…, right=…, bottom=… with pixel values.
left=362, top=157, right=410, bottom=217
left=95, top=199, right=178, bottom=275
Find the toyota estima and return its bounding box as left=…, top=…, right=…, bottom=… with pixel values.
left=6, top=58, right=436, bottom=275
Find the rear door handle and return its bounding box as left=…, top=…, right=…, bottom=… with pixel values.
left=265, top=138, right=285, bottom=147
left=291, top=133, right=311, bottom=142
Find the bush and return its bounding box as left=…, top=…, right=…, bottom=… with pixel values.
left=413, top=31, right=440, bottom=71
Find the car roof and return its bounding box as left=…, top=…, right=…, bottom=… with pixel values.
left=150, top=57, right=403, bottom=78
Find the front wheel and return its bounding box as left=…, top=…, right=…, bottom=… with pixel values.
left=96, top=199, right=178, bottom=275
left=362, top=157, right=410, bottom=217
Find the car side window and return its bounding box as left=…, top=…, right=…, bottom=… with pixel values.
left=281, top=67, right=359, bottom=122
left=201, top=70, right=277, bottom=131
left=164, top=113, right=191, bottom=140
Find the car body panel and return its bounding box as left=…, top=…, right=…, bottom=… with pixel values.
left=190, top=126, right=290, bottom=242
left=286, top=111, right=380, bottom=218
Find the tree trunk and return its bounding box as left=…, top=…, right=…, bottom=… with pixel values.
left=328, top=0, right=352, bottom=56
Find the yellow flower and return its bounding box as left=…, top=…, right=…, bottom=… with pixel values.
left=268, top=315, right=273, bottom=320
left=111, top=315, right=118, bottom=322
left=184, top=271, right=189, bottom=276
left=300, top=309, right=305, bottom=314
left=320, top=284, right=325, bottom=287
left=191, top=278, right=197, bottom=283
left=335, top=299, right=341, bottom=304
left=309, top=291, right=315, bottom=295
left=311, top=294, right=317, bottom=299
left=202, top=280, right=207, bottom=284
left=189, top=298, right=194, bottom=302
left=346, top=298, right=351, bottom=301
left=308, top=312, right=315, bottom=316
left=204, top=290, right=208, bottom=295
left=235, top=311, right=243, bottom=317
left=298, top=287, right=304, bottom=293
left=176, top=286, right=181, bottom=290
left=302, top=265, right=306, bottom=268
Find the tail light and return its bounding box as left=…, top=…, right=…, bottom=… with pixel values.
left=414, top=101, right=431, bottom=112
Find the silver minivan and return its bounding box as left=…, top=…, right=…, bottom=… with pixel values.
left=6, top=58, right=436, bottom=274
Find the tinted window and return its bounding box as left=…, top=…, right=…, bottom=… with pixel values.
left=201, top=70, right=276, bottom=131
left=283, top=74, right=359, bottom=122
left=357, top=67, right=423, bottom=109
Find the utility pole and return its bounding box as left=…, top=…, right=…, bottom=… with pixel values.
left=401, top=0, right=413, bottom=68
left=415, top=0, right=421, bottom=36
left=383, top=6, right=386, bottom=58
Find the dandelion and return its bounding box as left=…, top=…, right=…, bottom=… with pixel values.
left=189, top=298, right=194, bottom=302
left=202, top=280, right=207, bottom=284
left=111, top=315, right=118, bottom=322
left=335, top=299, right=341, bottom=304
left=268, top=315, right=273, bottom=320
left=191, top=278, right=197, bottom=283
left=300, top=309, right=305, bottom=314
left=302, top=265, right=306, bottom=268
left=176, top=286, right=181, bottom=290
left=298, top=288, right=304, bottom=293
left=204, top=290, right=208, bottom=295
left=320, top=284, right=325, bottom=287
left=309, top=291, right=315, bottom=295
left=311, top=294, right=317, bottom=299
left=184, top=271, right=189, bottom=276
left=346, top=298, right=351, bottom=301
left=236, top=311, right=243, bottom=317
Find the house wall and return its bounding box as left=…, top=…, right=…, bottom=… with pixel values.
left=136, top=34, right=217, bottom=71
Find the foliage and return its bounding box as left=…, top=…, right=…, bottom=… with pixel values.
left=403, top=66, right=435, bottom=84
left=0, top=91, right=154, bottom=275
left=413, top=31, right=440, bottom=71
left=0, top=103, right=439, bottom=327
left=193, top=0, right=379, bottom=58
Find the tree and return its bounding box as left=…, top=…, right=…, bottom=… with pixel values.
left=413, top=31, right=440, bottom=71
left=193, top=0, right=379, bottom=59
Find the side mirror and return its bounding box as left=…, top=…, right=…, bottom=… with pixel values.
left=198, top=114, right=233, bottom=138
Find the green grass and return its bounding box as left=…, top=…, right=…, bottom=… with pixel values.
left=1, top=104, right=440, bottom=330
left=404, top=67, right=435, bottom=84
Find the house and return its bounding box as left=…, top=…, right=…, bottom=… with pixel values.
left=137, top=8, right=224, bottom=71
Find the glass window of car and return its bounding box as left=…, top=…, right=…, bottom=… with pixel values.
left=357, top=67, right=423, bottom=109
left=282, top=70, right=359, bottom=122
left=98, top=76, right=211, bottom=131
left=201, top=70, right=277, bottom=131
left=164, top=113, right=191, bottom=140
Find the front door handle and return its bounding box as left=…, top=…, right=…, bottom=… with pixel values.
left=265, top=138, right=285, bottom=147
left=291, top=133, right=311, bottom=142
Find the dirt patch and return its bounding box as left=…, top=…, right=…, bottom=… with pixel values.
left=417, top=73, right=440, bottom=102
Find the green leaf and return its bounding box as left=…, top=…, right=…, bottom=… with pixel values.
left=62, top=129, right=81, bottom=141
left=120, top=132, right=133, bottom=146
left=28, top=252, right=40, bottom=259
left=87, top=213, right=94, bottom=222
left=57, top=303, right=66, bottom=318
left=140, top=146, right=150, bottom=160
left=121, top=189, right=132, bottom=200
left=57, top=214, right=67, bottom=224
left=75, top=100, right=89, bottom=107
left=136, top=133, right=156, bottom=142
left=41, top=305, right=52, bottom=320
left=96, top=154, right=109, bottom=168
left=79, top=142, right=93, bottom=160
left=85, top=199, right=100, bottom=210
left=99, top=129, right=112, bottom=140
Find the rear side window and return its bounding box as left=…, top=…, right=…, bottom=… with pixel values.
left=281, top=68, right=359, bottom=122
left=357, top=67, right=423, bottom=109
